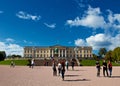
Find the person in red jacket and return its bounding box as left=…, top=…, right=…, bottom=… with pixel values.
left=108, top=60, right=112, bottom=77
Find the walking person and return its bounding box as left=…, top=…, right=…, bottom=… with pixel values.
left=108, top=60, right=112, bottom=77
left=61, top=59, right=65, bottom=80
left=96, top=61, right=101, bottom=77
left=10, top=61, right=15, bottom=68
left=71, top=60, right=75, bottom=70
left=58, top=62, right=62, bottom=76
left=28, top=59, right=31, bottom=68
left=31, top=59, right=35, bottom=69
left=65, top=60, right=69, bottom=70
left=102, top=60, right=109, bottom=77
left=52, top=61, right=57, bottom=76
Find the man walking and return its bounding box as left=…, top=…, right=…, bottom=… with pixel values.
left=102, top=60, right=108, bottom=77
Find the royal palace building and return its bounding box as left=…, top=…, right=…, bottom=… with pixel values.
left=24, top=45, right=93, bottom=59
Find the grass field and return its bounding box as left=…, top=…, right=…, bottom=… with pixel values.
left=0, top=59, right=29, bottom=66
left=0, top=59, right=120, bottom=66
left=80, top=59, right=120, bottom=66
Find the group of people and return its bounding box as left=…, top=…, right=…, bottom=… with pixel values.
left=96, top=60, right=112, bottom=77
left=52, top=59, right=75, bottom=80
left=52, top=59, right=65, bottom=80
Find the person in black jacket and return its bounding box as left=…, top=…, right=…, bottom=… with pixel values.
left=61, top=60, right=65, bottom=80
left=96, top=61, right=101, bottom=77
left=102, top=60, right=108, bottom=77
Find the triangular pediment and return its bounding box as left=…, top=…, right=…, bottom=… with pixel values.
left=49, top=45, right=66, bottom=48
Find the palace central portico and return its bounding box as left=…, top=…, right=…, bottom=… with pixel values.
left=24, top=45, right=93, bottom=59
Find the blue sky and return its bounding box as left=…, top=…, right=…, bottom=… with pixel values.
left=0, top=0, right=120, bottom=56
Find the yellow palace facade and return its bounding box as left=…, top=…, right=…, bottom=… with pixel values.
left=24, top=45, right=93, bottom=59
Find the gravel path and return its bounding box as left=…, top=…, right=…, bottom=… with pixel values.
left=0, top=65, right=120, bottom=86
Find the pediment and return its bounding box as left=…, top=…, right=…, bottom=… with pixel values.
left=49, top=45, right=66, bottom=49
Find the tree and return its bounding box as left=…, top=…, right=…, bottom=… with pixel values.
left=98, top=48, right=107, bottom=58
left=0, top=51, right=6, bottom=61
left=11, top=54, right=22, bottom=59
left=112, top=47, right=120, bottom=61
left=105, top=50, right=113, bottom=61
left=93, top=54, right=98, bottom=60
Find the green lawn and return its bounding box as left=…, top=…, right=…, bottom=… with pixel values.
left=0, top=59, right=29, bottom=66
left=0, top=59, right=120, bottom=66
left=80, top=59, right=96, bottom=66
left=80, top=59, right=120, bottom=66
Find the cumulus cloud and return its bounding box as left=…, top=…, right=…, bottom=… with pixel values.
left=66, top=6, right=106, bottom=29
left=75, top=33, right=120, bottom=51
left=66, top=6, right=120, bottom=51
left=0, top=41, right=23, bottom=56
left=75, top=39, right=86, bottom=46
left=87, top=34, right=120, bottom=50
left=16, top=11, right=41, bottom=21
left=44, top=23, right=56, bottom=29
left=86, top=34, right=112, bottom=49
left=66, top=6, right=120, bottom=32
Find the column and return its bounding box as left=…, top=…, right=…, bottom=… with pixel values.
left=65, top=49, right=67, bottom=58
left=58, top=49, right=60, bottom=57
left=62, top=49, right=63, bottom=57
left=52, top=49, right=54, bottom=57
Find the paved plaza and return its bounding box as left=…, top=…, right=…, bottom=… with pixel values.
left=0, top=65, right=120, bottom=86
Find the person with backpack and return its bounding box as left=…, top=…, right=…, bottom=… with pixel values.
left=108, top=60, right=112, bottom=77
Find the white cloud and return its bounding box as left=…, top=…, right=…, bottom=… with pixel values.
left=107, top=10, right=120, bottom=30
left=86, top=34, right=112, bottom=50
left=16, top=11, right=41, bottom=21
left=66, top=5, right=120, bottom=52
left=66, top=6, right=106, bottom=29
left=75, top=33, right=120, bottom=51
left=0, top=41, right=23, bottom=56
left=66, top=6, right=120, bottom=32
left=75, top=39, right=86, bottom=46
left=44, top=23, right=56, bottom=29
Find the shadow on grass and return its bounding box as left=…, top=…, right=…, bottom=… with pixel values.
left=64, top=79, right=91, bottom=82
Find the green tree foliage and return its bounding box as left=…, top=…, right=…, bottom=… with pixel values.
left=112, top=47, right=120, bottom=61
left=105, top=50, right=113, bottom=61
left=0, top=51, right=6, bottom=61
left=7, top=54, right=22, bottom=59
left=93, top=54, right=98, bottom=60
left=98, top=48, right=107, bottom=58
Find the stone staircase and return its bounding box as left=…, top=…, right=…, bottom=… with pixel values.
left=34, top=58, right=78, bottom=66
